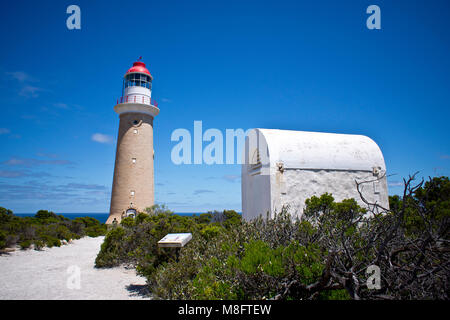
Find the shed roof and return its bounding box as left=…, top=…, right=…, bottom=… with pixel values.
left=254, top=129, right=386, bottom=172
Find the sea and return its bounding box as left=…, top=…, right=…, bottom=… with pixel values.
left=13, top=212, right=202, bottom=224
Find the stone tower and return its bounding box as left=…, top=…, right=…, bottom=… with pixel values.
left=106, top=60, right=159, bottom=224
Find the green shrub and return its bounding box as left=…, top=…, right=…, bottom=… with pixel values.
left=73, top=216, right=107, bottom=237
left=35, top=210, right=57, bottom=220
left=0, top=230, right=7, bottom=249
left=94, top=176, right=450, bottom=300
left=222, top=210, right=242, bottom=229
left=200, top=225, right=222, bottom=240
left=41, top=235, right=61, bottom=248
left=120, top=216, right=135, bottom=228
left=239, top=240, right=284, bottom=276
left=0, top=208, right=106, bottom=251
left=196, top=213, right=213, bottom=224
left=19, top=240, right=32, bottom=250
left=5, top=234, right=19, bottom=248
left=33, top=239, right=45, bottom=251
left=287, top=242, right=324, bottom=284
left=95, top=207, right=213, bottom=273
left=95, top=227, right=126, bottom=267
left=192, top=257, right=239, bottom=300
left=0, top=207, right=13, bottom=224
left=319, top=289, right=351, bottom=300
left=144, top=204, right=174, bottom=216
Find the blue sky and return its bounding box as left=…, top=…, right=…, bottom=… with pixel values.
left=0, top=0, right=449, bottom=213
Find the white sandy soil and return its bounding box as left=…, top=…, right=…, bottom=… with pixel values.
left=0, top=236, right=150, bottom=300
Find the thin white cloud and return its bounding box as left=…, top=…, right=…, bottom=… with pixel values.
left=206, top=175, right=241, bottom=183
left=222, top=174, right=240, bottom=182
left=36, top=152, right=59, bottom=158
left=5, top=71, right=35, bottom=82
left=65, top=183, right=107, bottom=190
left=91, top=133, right=114, bottom=144
left=193, top=189, right=214, bottom=195
left=0, top=170, right=52, bottom=178
left=1, top=157, right=74, bottom=167
left=53, top=103, right=69, bottom=109
left=19, top=85, right=45, bottom=98
left=0, top=128, right=10, bottom=135
left=5, top=71, right=45, bottom=98
left=388, top=181, right=403, bottom=187
left=0, top=170, right=28, bottom=178
left=0, top=180, right=109, bottom=202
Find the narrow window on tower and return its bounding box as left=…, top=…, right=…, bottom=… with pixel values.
left=130, top=190, right=135, bottom=197
left=132, top=158, right=136, bottom=164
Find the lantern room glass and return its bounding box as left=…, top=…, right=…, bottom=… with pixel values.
left=123, top=73, right=152, bottom=90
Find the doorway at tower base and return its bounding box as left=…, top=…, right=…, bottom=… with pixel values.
left=125, top=208, right=137, bottom=218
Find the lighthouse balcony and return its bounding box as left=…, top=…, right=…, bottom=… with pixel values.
left=115, top=94, right=160, bottom=117
left=116, top=94, right=158, bottom=108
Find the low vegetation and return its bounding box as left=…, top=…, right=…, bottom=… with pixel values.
left=0, top=209, right=106, bottom=251
left=96, top=175, right=449, bottom=300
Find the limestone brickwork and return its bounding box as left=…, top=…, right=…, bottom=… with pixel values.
left=107, top=112, right=155, bottom=224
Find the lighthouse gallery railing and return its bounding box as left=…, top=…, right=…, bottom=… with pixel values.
left=116, top=95, right=158, bottom=108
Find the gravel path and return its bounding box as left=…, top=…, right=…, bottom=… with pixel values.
left=0, top=236, right=150, bottom=300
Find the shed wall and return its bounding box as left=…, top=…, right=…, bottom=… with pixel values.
left=241, top=170, right=271, bottom=221
left=270, top=169, right=389, bottom=219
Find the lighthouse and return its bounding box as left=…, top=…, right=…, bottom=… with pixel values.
left=106, top=60, right=159, bottom=224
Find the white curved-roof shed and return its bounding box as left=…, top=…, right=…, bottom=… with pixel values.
left=242, top=129, right=389, bottom=220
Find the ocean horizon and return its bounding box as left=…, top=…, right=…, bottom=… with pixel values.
left=13, top=212, right=239, bottom=224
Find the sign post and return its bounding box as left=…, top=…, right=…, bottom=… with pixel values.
left=157, top=233, right=193, bottom=262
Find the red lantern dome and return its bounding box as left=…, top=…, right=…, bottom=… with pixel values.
left=125, top=61, right=152, bottom=79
